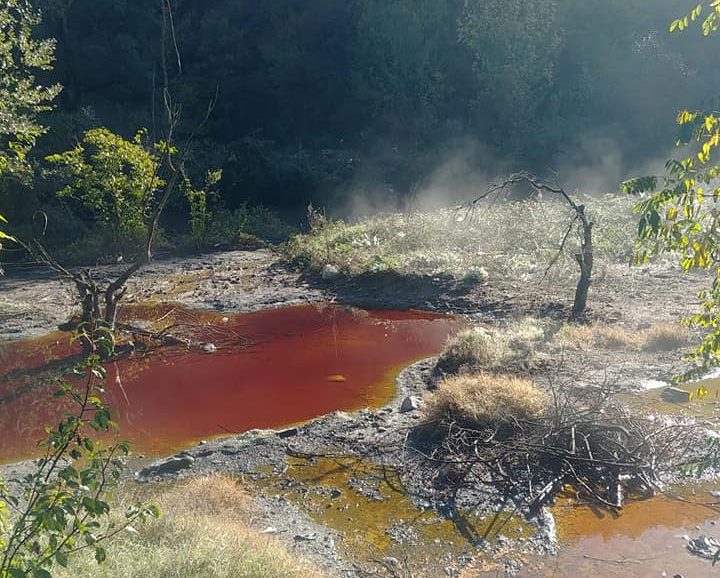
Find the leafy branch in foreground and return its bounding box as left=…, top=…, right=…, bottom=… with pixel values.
left=670, top=0, right=720, bottom=36
left=623, top=10, right=720, bottom=381
left=0, top=0, right=61, bottom=180
left=0, top=330, right=158, bottom=578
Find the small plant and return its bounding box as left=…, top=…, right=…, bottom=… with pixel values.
left=436, top=328, right=512, bottom=374
left=184, top=169, right=223, bottom=250
left=0, top=330, right=158, bottom=578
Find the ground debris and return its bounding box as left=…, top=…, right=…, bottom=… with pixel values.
left=687, top=535, right=720, bottom=560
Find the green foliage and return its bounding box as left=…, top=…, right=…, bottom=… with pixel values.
left=45, top=128, right=164, bottom=254
left=0, top=0, right=59, bottom=246
left=625, top=4, right=720, bottom=379
left=203, top=203, right=296, bottom=248
left=0, top=330, right=158, bottom=578
left=0, top=0, right=61, bottom=180
left=183, top=169, right=222, bottom=249
left=670, top=0, right=720, bottom=35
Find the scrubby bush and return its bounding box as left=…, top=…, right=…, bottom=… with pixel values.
left=424, top=372, right=547, bottom=428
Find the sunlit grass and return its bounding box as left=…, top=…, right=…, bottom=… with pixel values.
left=56, top=476, right=327, bottom=578
left=285, top=195, right=638, bottom=282
left=424, top=372, right=547, bottom=428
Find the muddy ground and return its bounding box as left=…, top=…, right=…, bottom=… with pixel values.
left=0, top=249, right=716, bottom=577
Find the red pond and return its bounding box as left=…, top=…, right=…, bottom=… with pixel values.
left=0, top=304, right=463, bottom=463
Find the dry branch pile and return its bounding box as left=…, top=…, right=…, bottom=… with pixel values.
left=412, top=368, right=712, bottom=515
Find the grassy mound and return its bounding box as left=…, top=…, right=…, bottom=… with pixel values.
left=436, top=318, right=547, bottom=374
left=285, top=196, right=637, bottom=281
left=424, top=372, right=547, bottom=429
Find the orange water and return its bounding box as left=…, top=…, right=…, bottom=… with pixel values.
left=0, top=303, right=462, bottom=462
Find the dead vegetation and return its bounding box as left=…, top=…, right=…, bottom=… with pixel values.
left=436, top=318, right=547, bottom=375
left=424, top=372, right=548, bottom=428
left=641, top=322, right=693, bottom=353
left=413, top=366, right=710, bottom=514
left=56, top=475, right=327, bottom=578
left=551, top=321, right=692, bottom=353
left=413, top=317, right=709, bottom=516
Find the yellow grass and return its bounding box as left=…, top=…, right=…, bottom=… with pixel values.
left=641, top=322, right=692, bottom=352
left=424, top=372, right=547, bottom=427
left=552, top=323, right=640, bottom=350
left=552, top=322, right=692, bottom=353
left=57, top=475, right=327, bottom=578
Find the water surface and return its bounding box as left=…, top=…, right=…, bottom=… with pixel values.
left=0, top=303, right=462, bottom=462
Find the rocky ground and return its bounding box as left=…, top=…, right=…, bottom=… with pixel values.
left=0, top=249, right=716, bottom=577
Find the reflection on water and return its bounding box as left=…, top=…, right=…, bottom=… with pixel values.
left=498, top=488, right=720, bottom=578
left=253, top=456, right=533, bottom=576
left=0, top=303, right=462, bottom=463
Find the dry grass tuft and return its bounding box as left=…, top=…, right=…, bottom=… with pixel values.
left=436, top=328, right=512, bottom=374
left=436, top=318, right=547, bottom=375
left=641, top=322, right=692, bottom=353
left=552, top=321, right=693, bottom=354
left=552, top=323, right=641, bottom=351
left=57, top=475, right=327, bottom=578
left=424, top=372, right=547, bottom=428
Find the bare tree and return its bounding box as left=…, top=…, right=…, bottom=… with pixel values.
left=23, top=0, right=215, bottom=349
left=461, top=171, right=594, bottom=319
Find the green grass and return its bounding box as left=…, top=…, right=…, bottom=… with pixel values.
left=56, top=476, right=326, bottom=578
left=285, top=195, right=638, bottom=282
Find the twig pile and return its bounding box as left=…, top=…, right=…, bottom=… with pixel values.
left=412, top=370, right=711, bottom=515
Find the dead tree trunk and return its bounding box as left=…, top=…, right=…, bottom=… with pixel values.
left=464, top=171, right=595, bottom=320
left=572, top=204, right=593, bottom=319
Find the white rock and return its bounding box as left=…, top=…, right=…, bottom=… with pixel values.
left=321, top=264, right=341, bottom=281
left=203, top=343, right=217, bottom=353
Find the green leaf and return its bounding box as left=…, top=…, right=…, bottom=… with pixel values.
left=55, top=551, right=69, bottom=567
left=95, top=546, right=107, bottom=563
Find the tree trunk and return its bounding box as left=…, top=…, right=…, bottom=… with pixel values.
left=572, top=205, right=593, bottom=319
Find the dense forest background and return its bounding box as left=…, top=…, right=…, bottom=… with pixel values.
left=2, top=0, right=719, bottom=255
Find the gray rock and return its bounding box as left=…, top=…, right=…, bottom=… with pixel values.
left=321, top=264, right=341, bottom=281
left=687, top=535, right=720, bottom=559
left=661, top=387, right=691, bottom=403
left=400, top=395, right=422, bottom=413
left=139, top=454, right=195, bottom=477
